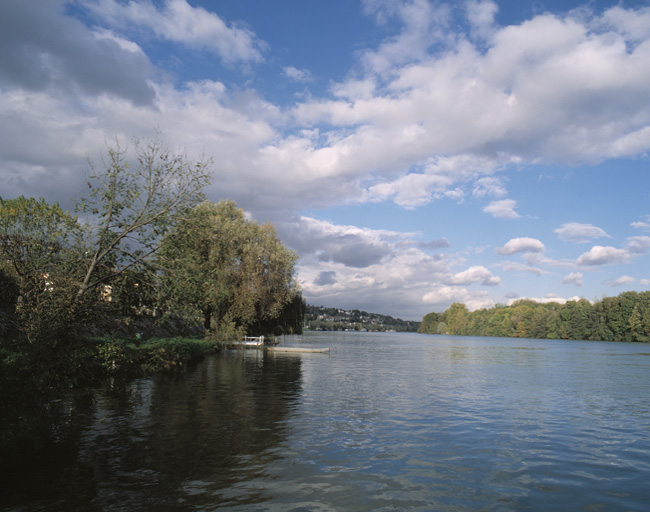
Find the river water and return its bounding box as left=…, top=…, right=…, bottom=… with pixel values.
left=2, top=331, right=650, bottom=511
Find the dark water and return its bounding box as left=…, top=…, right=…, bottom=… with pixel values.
left=2, top=332, right=650, bottom=511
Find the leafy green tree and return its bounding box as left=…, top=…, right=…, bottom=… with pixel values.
left=628, top=295, right=650, bottom=342
left=158, top=200, right=299, bottom=335
left=0, top=196, right=89, bottom=342
left=558, top=299, right=593, bottom=340
left=418, top=311, right=440, bottom=333
left=0, top=196, right=97, bottom=449
left=445, top=303, right=469, bottom=335
left=76, top=136, right=211, bottom=299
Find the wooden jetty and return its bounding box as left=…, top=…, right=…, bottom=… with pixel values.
left=230, top=336, right=329, bottom=353
left=267, top=346, right=330, bottom=353
left=241, top=336, right=265, bottom=346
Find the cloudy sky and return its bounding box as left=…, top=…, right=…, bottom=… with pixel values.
left=2, top=0, right=650, bottom=320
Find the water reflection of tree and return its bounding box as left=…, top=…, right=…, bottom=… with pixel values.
left=0, top=351, right=302, bottom=511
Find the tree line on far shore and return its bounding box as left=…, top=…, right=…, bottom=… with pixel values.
left=419, top=291, right=650, bottom=342
left=305, top=305, right=420, bottom=332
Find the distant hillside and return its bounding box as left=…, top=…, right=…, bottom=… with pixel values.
left=305, top=305, right=420, bottom=332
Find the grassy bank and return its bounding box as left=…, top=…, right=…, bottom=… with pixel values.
left=95, top=336, right=217, bottom=375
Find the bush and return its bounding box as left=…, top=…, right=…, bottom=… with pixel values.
left=95, top=336, right=214, bottom=375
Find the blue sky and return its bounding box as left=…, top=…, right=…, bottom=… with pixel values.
left=2, top=0, right=650, bottom=320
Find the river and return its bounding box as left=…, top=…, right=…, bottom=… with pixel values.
left=2, top=331, right=650, bottom=511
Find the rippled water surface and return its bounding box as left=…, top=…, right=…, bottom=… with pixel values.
left=3, top=332, right=650, bottom=511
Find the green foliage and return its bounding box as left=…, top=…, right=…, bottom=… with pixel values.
left=95, top=337, right=214, bottom=374
left=418, top=311, right=440, bottom=334
left=158, top=200, right=300, bottom=335
left=76, top=136, right=212, bottom=298
left=420, top=291, right=650, bottom=342
left=136, top=337, right=212, bottom=373
left=0, top=196, right=92, bottom=344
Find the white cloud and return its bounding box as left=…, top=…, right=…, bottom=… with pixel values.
left=472, top=176, right=507, bottom=198
left=466, top=0, right=498, bottom=41
left=496, top=237, right=545, bottom=255
left=83, top=0, right=264, bottom=63
left=0, top=1, right=155, bottom=105
left=290, top=215, right=504, bottom=317
left=562, top=272, right=584, bottom=286
left=360, top=0, right=453, bottom=74
left=626, top=235, right=650, bottom=254
left=419, top=238, right=451, bottom=250
left=507, top=294, right=585, bottom=306
left=631, top=220, right=650, bottom=231
left=3, top=1, right=650, bottom=218
left=288, top=4, right=650, bottom=211
left=598, top=6, right=650, bottom=43
left=555, top=222, right=610, bottom=243
left=283, top=66, right=314, bottom=83
left=604, top=275, right=635, bottom=287
left=422, top=287, right=495, bottom=311
left=445, top=265, right=501, bottom=286
left=496, top=261, right=550, bottom=276
left=576, top=245, right=630, bottom=266
left=483, top=199, right=519, bottom=219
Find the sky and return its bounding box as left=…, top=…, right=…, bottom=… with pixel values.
left=1, top=0, right=650, bottom=320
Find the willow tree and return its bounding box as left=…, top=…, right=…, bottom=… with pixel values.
left=158, top=200, right=299, bottom=335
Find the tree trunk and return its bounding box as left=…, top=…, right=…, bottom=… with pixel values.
left=203, top=307, right=212, bottom=331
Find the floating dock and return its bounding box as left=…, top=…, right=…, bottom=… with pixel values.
left=267, top=346, right=330, bottom=353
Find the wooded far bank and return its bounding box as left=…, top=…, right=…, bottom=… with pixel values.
left=419, top=291, right=650, bottom=342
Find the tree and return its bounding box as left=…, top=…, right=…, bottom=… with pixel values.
left=158, top=200, right=300, bottom=335
left=444, top=303, right=469, bottom=335
left=0, top=196, right=89, bottom=342
left=418, top=311, right=440, bottom=334
left=76, top=136, right=211, bottom=299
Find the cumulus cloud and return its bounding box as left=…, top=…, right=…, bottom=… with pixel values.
left=631, top=216, right=650, bottom=231
left=496, top=261, right=550, bottom=276
left=472, top=176, right=507, bottom=198
left=360, top=0, right=453, bottom=74
left=507, top=295, right=584, bottom=306
left=625, top=236, right=650, bottom=254
left=4, top=1, right=650, bottom=217
left=466, top=0, right=498, bottom=41
left=287, top=216, right=501, bottom=318
left=445, top=265, right=501, bottom=286
left=314, top=271, right=337, bottom=286
left=419, top=238, right=451, bottom=250
left=562, top=272, right=584, bottom=286
left=0, top=0, right=155, bottom=104
left=422, top=287, right=495, bottom=311
left=576, top=246, right=630, bottom=266
left=604, top=275, right=635, bottom=287
left=496, top=237, right=545, bottom=255
left=283, top=66, right=314, bottom=82
left=483, top=199, right=519, bottom=219
left=82, top=0, right=265, bottom=64
left=283, top=217, right=402, bottom=269
left=555, top=222, right=610, bottom=243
